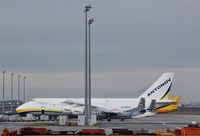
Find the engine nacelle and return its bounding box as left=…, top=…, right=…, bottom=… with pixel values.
left=72, top=106, right=84, bottom=115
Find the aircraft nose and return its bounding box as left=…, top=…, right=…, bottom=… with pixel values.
left=16, top=101, right=42, bottom=113
left=16, top=101, right=35, bottom=113
left=16, top=105, right=23, bottom=113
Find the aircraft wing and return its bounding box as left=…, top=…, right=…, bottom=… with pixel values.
left=62, top=99, right=112, bottom=112
left=62, top=99, right=85, bottom=106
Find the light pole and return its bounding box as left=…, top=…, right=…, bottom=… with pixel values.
left=11, top=73, right=14, bottom=112
left=88, top=18, right=94, bottom=121
left=84, top=4, right=92, bottom=126
left=2, top=70, right=6, bottom=114
left=18, top=75, right=21, bottom=102
left=23, top=76, right=26, bottom=103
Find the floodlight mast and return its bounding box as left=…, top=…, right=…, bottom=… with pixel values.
left=18, top=75, right=21, bottom=102
left=2, top=70, right=6, bottom=114
left=88, top=18, right=94, bottom=122
left=11, top=73, right=14, bottom=112
left=84, top=4, right=92, bottom=126
left=23, top=76, right=26, bottom=103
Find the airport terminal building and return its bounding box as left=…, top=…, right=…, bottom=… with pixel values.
left=0, top=100, right=23, bottom=114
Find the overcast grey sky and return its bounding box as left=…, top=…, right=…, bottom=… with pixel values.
left=0, top=0, right=200, bottom=103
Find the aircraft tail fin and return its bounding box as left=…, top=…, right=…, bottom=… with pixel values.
left=171, top=96, right=181, bottom=110
left=174, top=96, right=181, bottom=104
left=139, top=73, right=174, bottom=101
left=157, top=96, right=181, bottom=113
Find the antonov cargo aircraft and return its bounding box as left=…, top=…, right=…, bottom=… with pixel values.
left=16, top=73, right=175, bottom=120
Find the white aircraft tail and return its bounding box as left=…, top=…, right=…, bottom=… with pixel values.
left=139, top=73, right=174, bottom=101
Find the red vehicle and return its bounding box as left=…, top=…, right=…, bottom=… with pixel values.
left=77, top=129, right=105, bottom=135
left=19, top=127, right=50, bottom=135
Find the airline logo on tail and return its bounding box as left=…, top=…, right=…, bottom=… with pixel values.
left=147, top=78, right=171, bottom=97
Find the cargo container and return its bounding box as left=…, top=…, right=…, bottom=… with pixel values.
left=174, top=127, right=200, bottom=136
left=58, top=115, right=68, bottom=126
left=173, top=123, right=200, bottom=136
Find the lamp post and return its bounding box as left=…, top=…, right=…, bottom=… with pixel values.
left=2, top=70, right=6, bottom=114
left=23, top=76, right=26, bottom=103
left=18, top=75, right=21, bottom=102
left=88, top=18, right=94, bottom=121
left=84, top=4, right=92, bottom=126
left=11, top=73, right=14, bottom=112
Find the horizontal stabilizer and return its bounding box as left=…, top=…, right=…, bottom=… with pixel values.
left=147, top=99, right=156, bottom=112
left=138, top=97, right=145, bottom=112
left=131, top=97, right=146, bottom=117
left=132, top=99, right=157, bottom=119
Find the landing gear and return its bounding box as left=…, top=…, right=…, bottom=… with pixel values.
left=107, top=114, right=111, bottom=122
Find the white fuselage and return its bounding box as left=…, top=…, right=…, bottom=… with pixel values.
left=16, top=98, right=170, bottom=115
left=16, top=98, right=141, bottom=114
